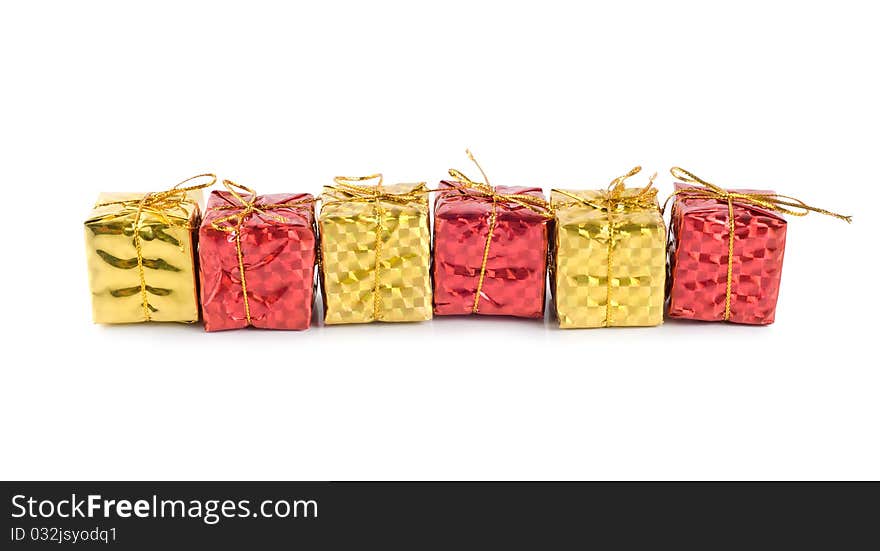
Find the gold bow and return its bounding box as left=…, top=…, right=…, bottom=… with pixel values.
left=93, top=173, right=217, bottom=321
left=446, top=150, right=554, bottom=217
left=323, top=174, right=429, bottom=321
left=322, top=174, right=429, bottom=206
left=446, top=150, right=553, bottom=314
left=209, top=179, right=314, bottom=325
left=666, top=167, right=853, bottom=221
left=93, top=173, right=217, bottom=225
left=553, top=166, right=658, bottom=327
left=551, top=166, right=659, bottom=212
left=667, top=166, right=851, bottom=321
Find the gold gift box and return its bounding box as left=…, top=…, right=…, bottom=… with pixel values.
left=550, top=180, right=666, bottom=328
left=84, top=190, right=203, bottom=324
left=319, top=178, right=432, bottom=324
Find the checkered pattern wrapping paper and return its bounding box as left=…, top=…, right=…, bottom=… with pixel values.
left=84, top=190, right=202, bottom=324
left=199, top=191, right=317, bottom=331
left=433, top=182, right=549, bottom=318
left=667, top=183, right=787, bottom=325
left=550, top=189, right=666, bottom=328
left=319, top=183, right=432, bottom=324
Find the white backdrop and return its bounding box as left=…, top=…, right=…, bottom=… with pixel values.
left=1, top=1, right=877, bottom=480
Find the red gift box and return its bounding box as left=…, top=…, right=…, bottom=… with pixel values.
left=433, top=157, right=551, bottom=318
left=666, top=167, right=849, bottom=325
left=199, top=183, right=316, bottom=331
left=667, top=182, right=787, bottom=324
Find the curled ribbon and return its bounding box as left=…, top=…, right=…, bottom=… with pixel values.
left=552, top=167, right=658, bottom=326
left=322, top=174, right=430, bottom=205
left=323, top=174, right=429, bottom=321
left=666, top=166, right=851, bottom=321
left=94, top=173, right=217, bottom=321
left=551, top=166, right=659, bottom=212
left=209, top=179, right=314, bottom=325
left=446, top=150, right=553, bottom=314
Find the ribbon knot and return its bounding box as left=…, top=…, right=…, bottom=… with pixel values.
left=210, top=180, right=312, bottom=232
left=667, top=166, right=851, bottom=322
left=551, top=166, right=659, bottom=213
left=324, top=174, right=429, bottom=206
left=668, top=167, right=852, bottom=222
left=94, top=173, right=217, bottom=227
left=209, top=182, right=264, bottom=232
left=445, top=149, right=553, bottom=217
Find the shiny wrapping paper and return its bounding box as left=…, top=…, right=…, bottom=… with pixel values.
left=433, top=181, right=550, bottom=317
left=84, top=190, right=203, bottom=324
left=550, top=187, right=666, bottom=328
left=199, top=190, right=317, bottom=331
left=667, top=182, right=787, bottom=325
left=319, top=180, right=432, bottom=324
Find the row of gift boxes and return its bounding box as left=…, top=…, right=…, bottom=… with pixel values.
left=84, top=166, right=849, bottom=330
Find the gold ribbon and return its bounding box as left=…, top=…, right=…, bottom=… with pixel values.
left=323, top=174, right=429, bottom=321
left=209, top=180, right=314, bottom=325
left=446, top=150, right=553, bottom=314
left=551, top=166, right=659, bottom=212
left=552, top=167, right=658, bottom=327
left=666, top=166, right=852, bottom=321
left=94, top=173, right=217, bottom=321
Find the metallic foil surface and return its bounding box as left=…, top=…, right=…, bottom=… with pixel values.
left=319, top=182, right=432, bottom=324
left=667, top=182, right=787, bottom=324
left=433, top=181, right=549, bottom=318
left=199, top=191, right=317, bottom=331
left=551, top=189, right=666, bottom=328
left=84, top=190, right=202, bottom=323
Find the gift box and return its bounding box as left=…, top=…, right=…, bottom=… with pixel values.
left=198, top=181, right=317, bottom=331
left=319, top=174, right=432, bottom=324
left=84, top=174, right=215, bottom=323
left=433, top=153, right=552, bottom=317
left=666, top=167, right=850, bottom=324
left=550, top=167, right=666, bottom=328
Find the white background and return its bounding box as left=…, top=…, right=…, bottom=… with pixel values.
left=1, top=1, right=877, bottom=480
